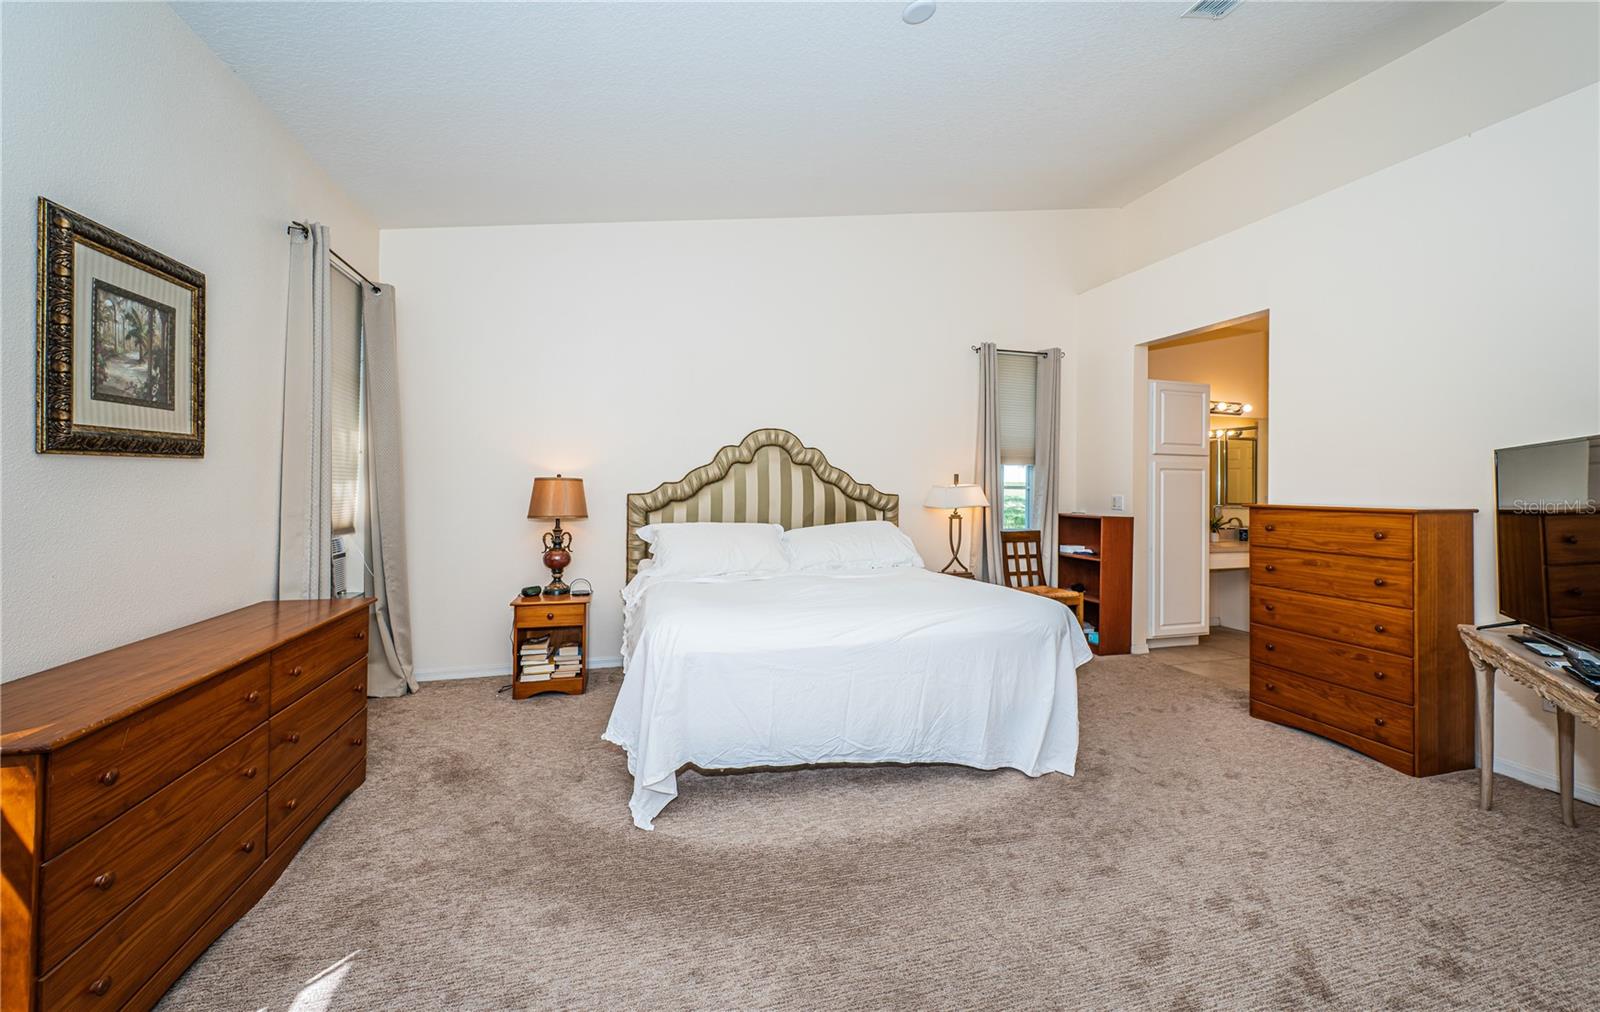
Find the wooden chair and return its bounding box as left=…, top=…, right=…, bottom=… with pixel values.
left=1001, top=530, right=1086, bottom=623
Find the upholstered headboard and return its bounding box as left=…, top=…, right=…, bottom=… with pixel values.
left=625, top=428, right=899, bottom=581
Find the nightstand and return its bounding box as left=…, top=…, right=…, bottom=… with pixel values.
left=509, top=594, right=589, bottom=699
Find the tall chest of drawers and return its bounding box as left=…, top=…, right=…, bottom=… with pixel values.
left=1, top=599, right=372, bottom=1012
left=1248, top=506, right=1475, bottom=776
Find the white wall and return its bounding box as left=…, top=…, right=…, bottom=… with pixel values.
left=380, top=209, right=1113, bottom=676
left=1073, top=84, right=1600, bottom=799
left=1107, top=1, right=1600, bottom=283
left=0, top=3, right=378, bottom=679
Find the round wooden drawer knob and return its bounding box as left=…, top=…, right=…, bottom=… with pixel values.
left=1264, top=524, right=1276, bottom=532
left=1264, top=603, right=1275, bottom=612
left=546, top=612, right=555, bottom=620
left=98, top=769, right=119, bottom=787
left=351, top=736, right=364, bottom=747
left=1564, top=534, right=1579, bottom=544
left=356, top=630, right=367, bottom=641
left=1265, top=643, right=1276, bottom=652
left=242, top=766, right=259, bottom=779
left=1373, top=578, right=1386, bottom=587
left=1264, top=564, right=1276, bottom=572
left=1567, top=588, right=1584, bottom=597
left=246, top=690, right=261, bottom=704
left=284, top=798, right=298, bottom=812
left=1373, top=531, right=1387, bottom=540
left=87, top=976, right=112, bottom=997
left=1374, top=717, right=1387, bottom=727
left=1374, top=624, right=1386, bottom=634
left=92, top=872, right=115, bottom=890
left=1264, top=682, right=1277, bottom=691
left=241, top=840, right=256, bottom=854
left=284, top=732, right=301, bottom=744
left=290, top=666, right=304, bottom=677
left=1374, top=671, right=1387, bottom=680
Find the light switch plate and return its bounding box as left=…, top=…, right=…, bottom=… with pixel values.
left=1111, top=494, right=1126, bottom=512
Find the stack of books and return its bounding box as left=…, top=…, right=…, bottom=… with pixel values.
left=518, top=636, right=554, bottom=682
left=551, top=644, right=582, bottom=678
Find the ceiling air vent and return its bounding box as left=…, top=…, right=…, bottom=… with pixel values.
left=1182, top=0, right=1242, bottom=19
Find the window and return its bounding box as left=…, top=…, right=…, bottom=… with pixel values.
left=328, top=270, right=363, bottom=538
left=997, top=353, right=1037, bottom=530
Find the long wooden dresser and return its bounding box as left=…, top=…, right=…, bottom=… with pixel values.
left=1, top=599, right=373, bottom=1012
left=1248, top=506, right=1475, bottom=776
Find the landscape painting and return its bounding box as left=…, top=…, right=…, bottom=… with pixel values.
left=91, top=280, right=176, bottom=409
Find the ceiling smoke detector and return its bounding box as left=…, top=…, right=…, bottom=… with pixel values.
left=903, top=2, right=937, bottom=26
left=1182, top=0, right=1243, bottom=19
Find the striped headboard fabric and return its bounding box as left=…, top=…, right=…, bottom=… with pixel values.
left=625, top=428, right=899, bottom=582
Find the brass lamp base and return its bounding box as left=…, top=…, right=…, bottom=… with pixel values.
left=939, top=509, right=973, bottom=576
left=542, top=519, right=574, bottom=597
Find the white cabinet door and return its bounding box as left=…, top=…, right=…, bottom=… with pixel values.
left=1149, top=453, right=1210, bottom=638
left=1149, top=380, right=1210, bottom=456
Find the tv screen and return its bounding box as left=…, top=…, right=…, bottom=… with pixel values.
left=1494, top=435, right=1600, bottom=661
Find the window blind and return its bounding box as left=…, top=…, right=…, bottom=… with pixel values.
left=997, top=352, right=1037, bottom=467
left=329, top=271, right=363, bottom=536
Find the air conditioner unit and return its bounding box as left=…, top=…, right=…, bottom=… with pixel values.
left=331, top=535, right=349, bottom=597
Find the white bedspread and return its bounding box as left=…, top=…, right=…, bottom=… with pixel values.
left=601, top=567, right=1093, bottom=829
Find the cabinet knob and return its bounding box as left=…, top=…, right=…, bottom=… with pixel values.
left=546, top=612, right=555, bottom=620
left=1374, top=717, right=1387, bottom=727
left=284, top=798, right=298, bottom=812
left=289, top=666, right=304, bottom=678
left=1374, top=624, right=1386, bottom=634
left=351, top=736, right=364, bottom=747
left=1373, top=578, right=1386, bottom=587
left=1564, top=534, right=1579, bottom=544
left=356, top=630, right=367, bottom=641
left=1264, top=524, right=1276, bottom=532
left=1264, top=682, right=1277, bottom=691
left=1373, top=531, right=1387, bottom=541
left=87, top=976, right=112, bottom=997
left=1265, top=643, right=1276, bottom=652
left=1264, top=603, right=1275, bottom=612
left=353, top=681, right=364, bottom=693
left=241, top=840, right=256, bottom=854
left=1374, top=671, right=1387, bottom=680
left=1566, top=587, right=1583, bottom=597
left=242, top=766, right=259, bottom=779
left=1263, top=564, right=1276, bottom=573
left=245, top=690, right=261, bottom=704
left=284, top=732, right=301, bottom=744
left=98, top=769, right=119, bottom=787
left=92, top=872, right=115, bottom=891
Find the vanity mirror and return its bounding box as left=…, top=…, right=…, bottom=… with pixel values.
left=1210, top=419, right=1260, bottom=509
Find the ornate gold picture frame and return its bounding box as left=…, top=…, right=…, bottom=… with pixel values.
left=36, top=198, right=206, bottom=456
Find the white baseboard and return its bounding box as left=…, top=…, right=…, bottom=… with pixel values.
left=416, top=658, right=623, bottom=683
left=1492, top=754, right=1599, bottom=807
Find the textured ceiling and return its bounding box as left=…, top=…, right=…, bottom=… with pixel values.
left=174, top=1, right=1493, bottom=227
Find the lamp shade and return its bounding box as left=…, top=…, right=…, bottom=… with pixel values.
left=924, top=483, right=989, bottom=510
left=528, top=475, right=588, bottom=519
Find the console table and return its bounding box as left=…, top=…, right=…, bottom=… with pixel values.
left=1459, top=624, right=1600, bottom=827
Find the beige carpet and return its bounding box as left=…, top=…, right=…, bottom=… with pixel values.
left=157, top=655, right=1598, bottom=1011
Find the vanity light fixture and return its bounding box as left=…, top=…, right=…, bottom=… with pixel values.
left=1210, top=400, right=1252, bottom=416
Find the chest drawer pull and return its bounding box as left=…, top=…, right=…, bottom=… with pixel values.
left=1374, top=671, right=1387, bottom=680
left=289, top=665, right=304, bottom=678
left=283, top=732, right=301, bottom=744
left=240, top=840, right=256, bottom=854
left=1264, top=682, right=1277, bottom=691
left=98, top=769, right=119, bottom=787
left=356, top=630, right=367, bottom=641
left=1566, top=588, right=1584, bottom=597
left=88, top=976, right=112, bottom=997
left=1264, top=603, right=1275, bottom=612
left=246, top=690, right=261, bottom=704
left=546, top=611, right=555, bottom=620
left=1564, top=534, right=1579, bottom=544
left=1373, top=578, right=1386, bottom=587
left=283, top=798, right=298, bottom=812
left=1373, top=531, right=1387, bottom=541
left=242, top=765, right=259, bottom=779
left=1374, top=624, right=1386, bottom=633
left=91, top=872, right=115, bottom=890
left=1264, top=524, right=1276, bottom=532
left=350, top=736, right=364, bottom=747
left=1265, top=643, right=1276, bottom=651
left=1374, top=717, right=1387, bottom=727
left=1264, top=564, right=1276, bottom=572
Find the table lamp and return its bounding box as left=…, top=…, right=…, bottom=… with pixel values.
left=924, top=474, right=989, bottom=576
left=528, top=475, right=588, bottom=596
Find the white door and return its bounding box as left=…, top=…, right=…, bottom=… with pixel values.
left=1149, top=454, right=1210, bottom=638
left=1149, top=380, right=1209, bottom=456
left=1148, top=379, right=1210, bottom=640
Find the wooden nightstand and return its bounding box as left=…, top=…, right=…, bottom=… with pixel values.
left=509, top=594, right=589, bottom=699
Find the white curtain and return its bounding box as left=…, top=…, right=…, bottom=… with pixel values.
left=277, top=224, right=334, bottom=600
left=362, top=285, right=418, bottom=696
left=974, top=343, right=1005, bottom=583
left=1033, top=348, right=1063, bottom=584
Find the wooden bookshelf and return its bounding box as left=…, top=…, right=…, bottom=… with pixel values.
left=1057, top=513, right=1134, bottom=655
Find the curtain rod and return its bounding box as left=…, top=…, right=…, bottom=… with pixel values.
left=971, top=346, right=1058, bottom=358
left=287, top=222, right=381, bottom=294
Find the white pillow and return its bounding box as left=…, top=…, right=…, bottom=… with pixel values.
left=636, top=522, right=789, bottom=579
left=781, top=520, right=924, bottom=572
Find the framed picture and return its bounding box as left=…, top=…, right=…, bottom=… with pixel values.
left=35, top=198, right=205, bottom=456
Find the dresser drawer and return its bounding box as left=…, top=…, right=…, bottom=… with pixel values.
left=1252, top=509, right=1414, bottom=560
left=1252, top=665, right=1414, bottom=753
left=45, top=658, right=269, bottom=858
left=1551, top=614, right=1600, bottom=646
left=270, top=659, right=367, bottom=781
left=1547, top=563, right=1600, bottom=617
left=38, top=726, right=266, bottom=972
left=39, top=797, right=265, bottom=1012
left=268, top=708, right=366, bottom=851
left=1250, top=626, right=1413, bottom=704
left=1251, top=547, right=1413, bottom=609
left=1251, top=586, right=1414, bottom=656
left=271, top=611, right=368, bottom=713
left=516, top=602, right=587, bottom=628
left=1544, top=514, right=1600, bottom=565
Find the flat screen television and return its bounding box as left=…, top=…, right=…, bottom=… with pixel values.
left=1494, top=434, right=1600, bottom=686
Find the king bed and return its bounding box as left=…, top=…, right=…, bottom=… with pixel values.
left=602, top=428, right=1093, bottom=829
